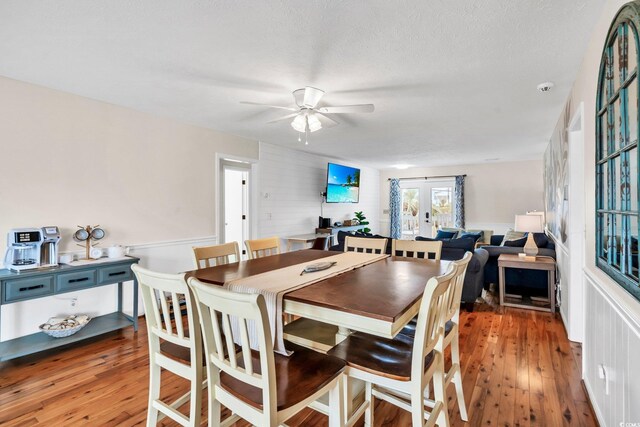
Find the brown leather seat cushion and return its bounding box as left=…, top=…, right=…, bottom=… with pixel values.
left=220, top=342, right=345, bottom=411
left=327, top=332, right=433, bottom=381
left=399, top=318, right=454, bottom=339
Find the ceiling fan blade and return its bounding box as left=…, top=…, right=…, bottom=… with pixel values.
left=266, top=112, right=300, bottom=124
left=240, top=101, right=298, bottom=111
left=317, top=104, right=375, bottom=114
left=316, top=112, right=339, bottom=128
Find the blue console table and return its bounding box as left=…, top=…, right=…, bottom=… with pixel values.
left=0, top=256, right=139, bottom=361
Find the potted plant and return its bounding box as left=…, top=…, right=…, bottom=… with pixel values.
left=353, top=211, right=371, bottom=233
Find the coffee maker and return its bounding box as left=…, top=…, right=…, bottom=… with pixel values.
left=3, top=226, right=60, bottom=272
left=4, top=228, right=44, bottom=272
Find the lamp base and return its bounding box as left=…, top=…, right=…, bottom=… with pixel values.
left=523, top=233, right=539, bottom=258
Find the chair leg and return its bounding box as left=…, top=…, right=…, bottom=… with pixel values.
left=450, top=336, right=468, bottom=421
left=364, top=381, right=374, bottom=427
left=343, top=375, right=352, bottom=421
left=433, top=357, right=450, bottom=427
left=147, top=361, right=161, bottom=427
left=189, top=368, right=203, bottom=427
left=328, top=376, right=345, bottom=427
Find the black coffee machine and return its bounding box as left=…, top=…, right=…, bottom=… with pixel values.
left=318, top=216, right=332, bottom=228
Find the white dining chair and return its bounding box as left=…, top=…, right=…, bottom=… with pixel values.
left=392, top=239, right=443, bottom=261
left=400, top=251, right=473, bottom=421
left=192, top=241, right=241, bottom=269
left=245, top=236, right=281, bottom=259
left=328, top=265, right=456, bottom=427
left=132, top=265, right=204, bottom=427
left=187, top=277, right=346, bottom=427
left=344, top=236, right=387, bottom=254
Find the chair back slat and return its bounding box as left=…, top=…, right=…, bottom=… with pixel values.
left=245, top=237, right=281, bottom=259
left=159, top=290, right=174, bottom=335
left=392, top=240, right=442, bottom=260
left=411, top=265, right=456, bottom=382
left=193, top=242, right=241, bottom=269
left=445, top=251, right=473, bottom=322
left=188, top=278, right=277, bottom=399
left=344, top=236, right=387, bottom=254
left=171, top=292, right=185, bottom=339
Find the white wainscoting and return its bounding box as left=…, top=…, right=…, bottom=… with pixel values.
left=0, top=235, right=216, bottom=341
left=583, top=267, right=640, bottom=426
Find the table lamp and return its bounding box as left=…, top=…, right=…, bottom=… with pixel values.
left=514, top=214, right=544, bottom=259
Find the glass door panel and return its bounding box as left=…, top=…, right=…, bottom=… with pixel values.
left=401, top=188, right=420, bottom=239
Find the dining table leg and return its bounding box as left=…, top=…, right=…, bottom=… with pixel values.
left=336, top=326, right=351, bottom=343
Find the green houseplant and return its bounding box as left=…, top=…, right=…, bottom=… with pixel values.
left=353, top=211, right=371, bottom=233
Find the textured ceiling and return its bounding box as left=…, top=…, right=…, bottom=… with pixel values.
left=0, top=1, right=603, bottom=168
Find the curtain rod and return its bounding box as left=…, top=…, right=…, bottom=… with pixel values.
left=387, top=174, right=466, bottom=181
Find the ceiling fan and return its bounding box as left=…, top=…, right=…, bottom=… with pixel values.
left=240, top=86, right=374, bottom=141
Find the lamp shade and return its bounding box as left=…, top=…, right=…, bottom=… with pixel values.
left=514, top=214, right=543, bottom=233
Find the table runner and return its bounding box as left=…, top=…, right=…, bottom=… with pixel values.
left=224, top=251, right=388, bottom=355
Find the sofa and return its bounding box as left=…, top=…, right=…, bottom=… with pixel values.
left=481, top=233, right=556, bottom=296
left=329, top=231, right=489, bottom=309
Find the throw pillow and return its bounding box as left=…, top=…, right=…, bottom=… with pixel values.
left=459, top=232, right=482, bottom=242
left=504, top=237, right=527, bottom=247
left=435, top=230, right=457, bottom=240
left=440, top=227, right=462, bottom=238
left=501, top=230, right=526, bottom=246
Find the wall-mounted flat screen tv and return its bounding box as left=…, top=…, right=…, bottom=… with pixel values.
left=326, top=162, right=360, bottom=203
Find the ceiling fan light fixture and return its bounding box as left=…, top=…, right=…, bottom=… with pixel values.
left=291, top=114, right=307, bottom=132
left=307, top=114, right=322, bottom=132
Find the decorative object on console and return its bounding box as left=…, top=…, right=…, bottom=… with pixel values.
left=39, top=314, right=91, bottom=338
left=514, top=214, right=544, bottom=259
left=353, top=211, right=370, bottom=233
left=73, top=225, right=106, bottom=260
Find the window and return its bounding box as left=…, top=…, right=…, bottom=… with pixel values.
left=596, top=2, right=640, bottom=301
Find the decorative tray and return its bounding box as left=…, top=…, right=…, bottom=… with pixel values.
left=300, top=261, right=337, bottom=275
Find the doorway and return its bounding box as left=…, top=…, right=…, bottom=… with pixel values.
left=221, top=160, right=251, bottom=258
left=399, top=179, right=456, bottom=239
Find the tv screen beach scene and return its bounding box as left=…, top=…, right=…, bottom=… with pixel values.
left=327, top=163, right=360, bottom=203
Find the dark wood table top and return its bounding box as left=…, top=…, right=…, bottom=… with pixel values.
left=286, top=256, right=450, bottom=322
left=186, top=249, right=334, bottom=285
left=186, top=249, right=450, bottom=323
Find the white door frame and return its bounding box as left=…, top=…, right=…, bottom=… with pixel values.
left=215, top=153, right=259, bottom=247
left=399, top=178, right=455, bottom=238
left=567, top=101, right=585, bottom=343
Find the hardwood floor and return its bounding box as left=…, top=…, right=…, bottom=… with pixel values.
left=0, top=293, right=597, bottom=426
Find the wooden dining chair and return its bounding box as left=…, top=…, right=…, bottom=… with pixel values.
left=245, top=236, right=281, bottom=259
left=400, top=251, right=473, bottom=421
left=192, top=241, right=241, bottom=269
left=328, top=265, right=456, bottom=427
left=132, top=265, right=204, bottom=427
left=392, top=239, right=443, bottom=261
left=344, top=236, right=388, bottom=254
left=187, top=278, right=346, bottom=427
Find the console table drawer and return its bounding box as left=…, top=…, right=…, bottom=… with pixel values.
left=98, top=265, right=133, bottom=284
left=4, top=276, right=54, bottom=303
left=56, top=270, right=97, bottom=292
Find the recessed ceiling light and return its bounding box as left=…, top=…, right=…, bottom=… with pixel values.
left=392, top=164, right=412, bottom=170
left=537, top=81, right=555, bottom=93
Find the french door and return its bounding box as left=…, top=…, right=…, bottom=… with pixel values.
left=399, top=179, right=455, bottom=239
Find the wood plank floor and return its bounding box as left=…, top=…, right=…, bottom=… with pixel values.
left=0, top=293, right=597, bottom=426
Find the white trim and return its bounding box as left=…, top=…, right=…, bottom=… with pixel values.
left=129, top=235, right=218, bottom=250
left=582, top=376, right=606, bottom=427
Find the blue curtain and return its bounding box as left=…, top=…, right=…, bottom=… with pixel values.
left=389, top=178, right=401, bottom=239
left=454, top=175, right=465, bottom=229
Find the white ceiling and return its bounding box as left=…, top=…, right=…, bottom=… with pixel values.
left=0, top=1, right=603, bottom=169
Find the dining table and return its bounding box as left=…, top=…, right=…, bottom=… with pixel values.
left=186, top=249, right=451, bottom=340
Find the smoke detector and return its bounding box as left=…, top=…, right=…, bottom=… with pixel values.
left=537, top=81, right=555, bottom=93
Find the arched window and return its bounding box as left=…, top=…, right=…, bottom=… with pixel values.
left=596, top=2, right=640, bottom=301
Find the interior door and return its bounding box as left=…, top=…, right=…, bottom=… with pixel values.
left=400, top=179, right=455, bottom=239
left=222, top=163, right=250, bottom=258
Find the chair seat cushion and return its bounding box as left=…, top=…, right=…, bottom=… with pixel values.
left=220, top=342, right=345, bottom=411
left=327, top=332, right=433, bottom=381
left=398, top=318, right=454, bottom=339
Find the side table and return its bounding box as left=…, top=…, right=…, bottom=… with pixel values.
left=498, top=254, right=556, bottom=312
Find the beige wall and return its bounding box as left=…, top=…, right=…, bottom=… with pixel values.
left=379, top=160, right=544, bottom=235
left=0, top=76, right=258, bottom=255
